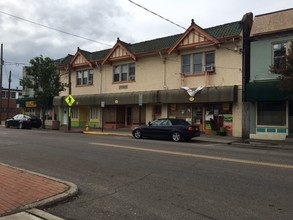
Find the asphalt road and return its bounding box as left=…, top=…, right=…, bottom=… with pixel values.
left=0, top=127, right=293, bottom=220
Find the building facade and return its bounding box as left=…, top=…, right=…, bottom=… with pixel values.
left=54, top=14, right=253, bottom=138
left=246, top=9, right=293, bottom=140
left=1, top=88, right=22, bottom=120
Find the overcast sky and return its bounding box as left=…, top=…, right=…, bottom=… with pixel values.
left=0, top=0, right=292, bottom=89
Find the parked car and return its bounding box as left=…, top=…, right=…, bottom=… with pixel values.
left=5, top=114, right=42, bottom=129
left=132, top=118, right=200, bottom=142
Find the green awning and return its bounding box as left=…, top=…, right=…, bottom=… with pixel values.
left=245, top=81, right=293, bottom=101
left=16, top=97, right=36, bottom=108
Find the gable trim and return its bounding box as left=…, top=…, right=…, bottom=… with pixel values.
left=71, top=51, right=93, bottom=68
left=168, top=20, right=220, bottom=54
left=102, top=39, right=137, bottom=65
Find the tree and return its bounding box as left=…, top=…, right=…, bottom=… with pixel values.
left=270, top=42, right=293, bottom=91
left=21, top=55, right=66, bottom=128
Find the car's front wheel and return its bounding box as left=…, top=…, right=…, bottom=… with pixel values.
left=133, top=129, right=142, bottom=139
left=19, top=123, right=23, bottom=129
left=171, top=132, right=181, bottom=142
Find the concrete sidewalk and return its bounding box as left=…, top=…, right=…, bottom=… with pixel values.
left=0, top=163, right=78, bottom=220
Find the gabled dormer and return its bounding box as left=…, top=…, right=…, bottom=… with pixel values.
left=102, top=38, right=137, bottom=65
left=168, top=19, right=220, bottom=54
left=71, top=47, right=93, bottom=68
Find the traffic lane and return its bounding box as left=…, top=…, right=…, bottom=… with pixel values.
left=49, top=140, right=293, bottom=220
left=84, top=136, right=293, bottom=169
left=84, top=141, right=293, bottom=219
left=1, top=127, right=293, bottom=171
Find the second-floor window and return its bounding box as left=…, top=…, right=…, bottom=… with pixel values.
left=182, top=51, right=215, bottom=74
left=272, top=41, right=292, bottom=70
left=77, top=69, right=94, bottom=86
left=113, top=63, right=135, bottom=82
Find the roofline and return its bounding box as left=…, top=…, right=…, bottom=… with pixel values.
left=254, top=8, right=293, bottom=18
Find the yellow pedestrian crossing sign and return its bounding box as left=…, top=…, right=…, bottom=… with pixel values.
left=65, top=95, right=75, bottom=106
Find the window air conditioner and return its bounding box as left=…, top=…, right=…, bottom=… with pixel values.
left=205, top=65, right=215, bottom=72
left=129, top=75, right=135, bottom=81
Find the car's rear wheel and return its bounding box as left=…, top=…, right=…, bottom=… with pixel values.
left=133, top=129, right=142, bottom=139
left=171, top=132, right=181, bottom=142
left=19, top=123, right=23, bottom=129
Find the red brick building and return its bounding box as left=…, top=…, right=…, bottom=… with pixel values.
left=0, top=88, right=22, bottom=121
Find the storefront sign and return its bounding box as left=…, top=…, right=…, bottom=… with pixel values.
left=25, top=101, right=37, bottom=108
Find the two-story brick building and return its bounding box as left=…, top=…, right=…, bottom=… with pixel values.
left=54, top=13, right=253, bottom=138
left=1, top=87, right=22, bottom=120
left=246, top=8, right=293, bottom=140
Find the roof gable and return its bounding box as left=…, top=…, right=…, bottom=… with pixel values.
left=102, top=38, right=136, bottom=65
left=168, top=20, right=220, bottom=54
left=71, top=48, right=93, bottom=68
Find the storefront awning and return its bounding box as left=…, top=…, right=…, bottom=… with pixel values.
left=158, top=86, right=237, bottom=103
left=52, top=96, right=65, bottom=106
left=245, top=81, right=293, bottom=101
left=53, top=86, right=237, bottom=107
left=16, top=97, right=36, bottom=107
left=53, top=91, right=159, bottom=106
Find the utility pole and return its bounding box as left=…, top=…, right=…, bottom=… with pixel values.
left=6, top=71, right=11, bottom=119
left=0, top=44, right=3, bottom=123
left=68, top=65, right=71, bottom=131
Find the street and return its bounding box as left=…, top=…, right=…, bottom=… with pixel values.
left=0, top=127, right=293, bottom=220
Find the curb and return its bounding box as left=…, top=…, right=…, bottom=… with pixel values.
left=0, top=163, right=78, bottom=214
left=83, top=131, right=132, bottom=137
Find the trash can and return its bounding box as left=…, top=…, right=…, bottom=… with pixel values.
left=52, top=120, right=60, bottom=130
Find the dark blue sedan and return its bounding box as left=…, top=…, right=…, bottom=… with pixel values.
left=5, top=114, right=42, bottom=129
left=132, top=118, right=200, bottom=142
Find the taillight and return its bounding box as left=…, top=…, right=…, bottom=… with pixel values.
left=188, top=127, right=194, bottom=132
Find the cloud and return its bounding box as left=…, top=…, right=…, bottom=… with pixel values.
left=0, top=0, right=291, bottom=89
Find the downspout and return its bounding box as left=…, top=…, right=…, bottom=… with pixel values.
left=96, top=63, right=103, bottom=94
left=159, top=51, right=167, bottom=89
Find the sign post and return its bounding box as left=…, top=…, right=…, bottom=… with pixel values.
left=65, top=95, right=75, bottom=131
left=101, top=101, right=105, bottom=132
left=139, top=94, right=143, bottom=125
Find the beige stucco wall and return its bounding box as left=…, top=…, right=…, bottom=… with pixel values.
left=62, top=41, right=242, bottom=96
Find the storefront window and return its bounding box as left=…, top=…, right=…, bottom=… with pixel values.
left=257, top=101, right=286, bottom=126
left=168, top=104, right=192, bottom=121
left=205, top=103, right=232, bottom=132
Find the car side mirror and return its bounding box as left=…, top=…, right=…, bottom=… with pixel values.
left=148, top=121, right=152, bottom=126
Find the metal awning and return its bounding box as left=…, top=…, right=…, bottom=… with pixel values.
left=158, top=86, right=238, bottom=103
left=53, top=86, right=237, bottom=107
left=53, top=91, right=159, bottom=106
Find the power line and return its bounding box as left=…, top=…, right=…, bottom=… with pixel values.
left=4, top=61, right=30, bottom=66
left=0, top=10, right=113, bottom=47
left=129, top=0, right=186, bottom=30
